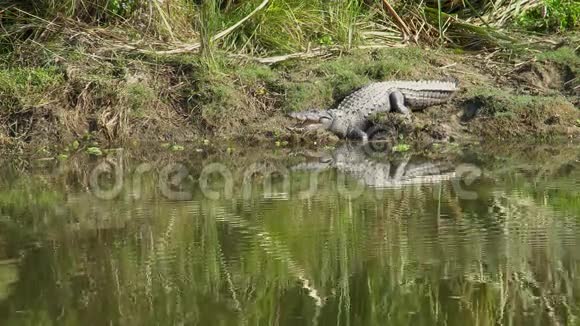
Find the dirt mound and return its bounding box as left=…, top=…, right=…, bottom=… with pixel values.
left=465, top=99, right=579, bottom=140
left=513, top=62, right=574, bottom=91
left=511, top=61, right=577, bottom=95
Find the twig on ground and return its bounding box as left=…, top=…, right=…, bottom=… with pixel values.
left=229, top=44, right=405, bottom=64
left=438, top=63, right=458, bottom=69
left=563, top=77, right=577, bottom=86
left=230, top=49, right=328, bottom=64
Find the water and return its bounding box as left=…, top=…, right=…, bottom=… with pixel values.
left=0, top=144, right=578, bottom=325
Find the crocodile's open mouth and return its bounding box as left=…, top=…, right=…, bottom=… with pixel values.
left=286, top=124, right=321, bottom=133
left=287, top=111, right=333, bottom=132
left=288, top=119, right=332, bottom=132
left=287, top=122, right=324, bottom=132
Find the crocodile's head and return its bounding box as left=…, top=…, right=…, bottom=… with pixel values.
left=287, top=110, right=334, bottom=131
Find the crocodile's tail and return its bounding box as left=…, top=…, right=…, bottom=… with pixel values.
left=398, top=79, right=460, bottom=108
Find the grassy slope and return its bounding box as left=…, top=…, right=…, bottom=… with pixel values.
left=0, top=42, right=578, bottom=157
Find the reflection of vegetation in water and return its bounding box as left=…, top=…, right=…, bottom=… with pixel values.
left=477, top=146, right=580, bottom=218
left=0, top=147, right=578, bottom=325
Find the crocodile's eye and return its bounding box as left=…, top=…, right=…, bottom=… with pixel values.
left=320, top=116, right=331, bottom=122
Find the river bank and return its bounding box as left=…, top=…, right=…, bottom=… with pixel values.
left=1, top=40, right=579, bottom=159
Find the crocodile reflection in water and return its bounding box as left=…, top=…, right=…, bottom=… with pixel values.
left=292, top=144, right=457, bottom=188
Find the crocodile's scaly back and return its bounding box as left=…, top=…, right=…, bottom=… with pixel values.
left=336, top=83, right=393, bottom=114
left=337, top=80, right=459, bottom=112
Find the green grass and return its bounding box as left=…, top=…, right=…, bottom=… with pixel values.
left=282, top=82, right=334, bottom=113
left=218, top=0, right=364, bottom=54
left=122, top=83, right=157, bottom=117
left=536, top=46, right=580, bottom=73
left=236, top=64, right=277, bottom=86
left=516, top=0, right=579, bottom=32
left=0, top=67, right=63, bottom=109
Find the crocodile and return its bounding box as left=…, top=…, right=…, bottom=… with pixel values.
left=291, top=144, right=456, bottom=188
left=288, top=80, right=459, bottom=142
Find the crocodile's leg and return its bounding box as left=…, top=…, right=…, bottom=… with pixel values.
left=389, top=91, right=411, bottom=116
left=348, top=128, right=369, bottom=143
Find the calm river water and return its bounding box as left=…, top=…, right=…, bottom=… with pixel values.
left=0, top=143, right=578, bottom=325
